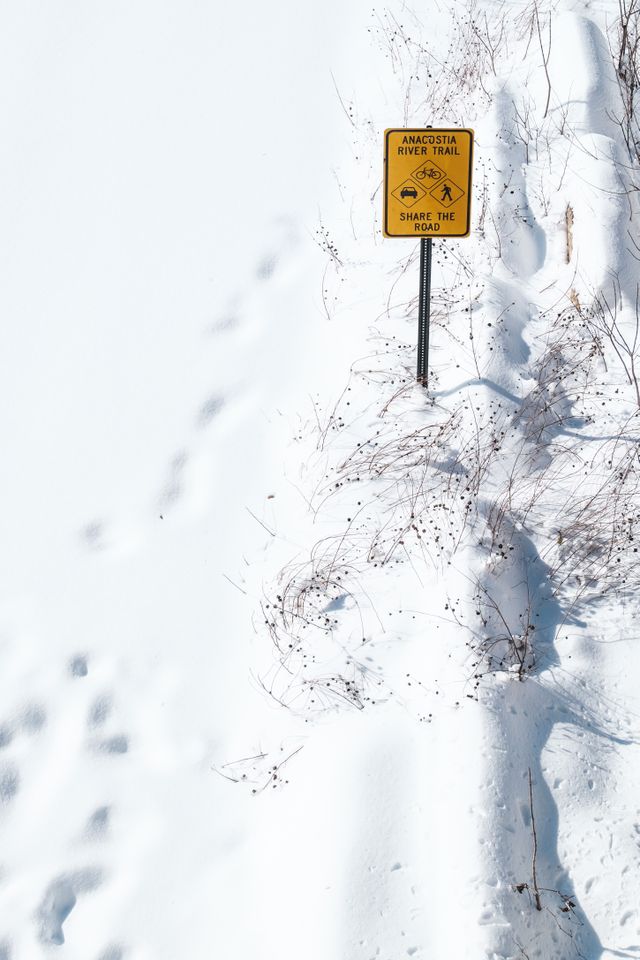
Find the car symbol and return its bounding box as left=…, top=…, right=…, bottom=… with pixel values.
left=401, top=186, right=418, bottom=199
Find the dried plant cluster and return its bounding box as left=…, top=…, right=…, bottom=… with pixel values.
left=611, top=0, right=640, bottom=159
left=259, top=1, right=640, bottom=715
left=368, top=1, right=509, bottom=124
left=249, top=4, right=640, bottom=953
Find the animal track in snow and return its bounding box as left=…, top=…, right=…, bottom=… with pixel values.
left=37, top=879, right=75, bottom=946
left=84, top=689, right=129, bottom=755
left=0, top=764, right=19, bottom=805
left=196, top=394, right=225, bottom=428
left=210, top=313, right=239, bottom=334
left=70, top=655, right=89, bottom=677
left=0, top=703, right=48, bottom=748
left=84, top=806, right=111, bottom=841
left=82, top=521, right=108, bottom=551
left=88, top=695, right=112, bottom=729
left=256, top=253, right=277, bottom=280
left=97, top=946, right=125, bottom=960
left=21, top=703, right=46, bottom=733
left=0, top=703, right=47, bottom=800
left=94, top=735, right=129, bottom=756
left=158, top=450, right=188, bottom=510
left=37, top=869, right=103, bottom=946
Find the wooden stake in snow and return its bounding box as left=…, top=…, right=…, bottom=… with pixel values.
left=565, top=204, right=574, bottom=264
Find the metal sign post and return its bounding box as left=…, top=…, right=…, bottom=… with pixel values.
left=383, top=127, right=474, bottom=386
left=417, top=237, right=432, bottom=386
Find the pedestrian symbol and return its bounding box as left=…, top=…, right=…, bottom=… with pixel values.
left=430, top=178, right=464, bottom=209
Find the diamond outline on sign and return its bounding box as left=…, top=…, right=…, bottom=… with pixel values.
left=410, top=158, right=446, bottom=186
left=391, top=179, right=427, bottom=209
left=429, top=178, right=465, bottom=208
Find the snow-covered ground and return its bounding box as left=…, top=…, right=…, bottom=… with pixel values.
left=2, top=1, right=640, bottom=958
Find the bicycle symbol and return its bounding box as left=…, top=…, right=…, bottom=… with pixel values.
left=415, top=167, right=442, bottom=181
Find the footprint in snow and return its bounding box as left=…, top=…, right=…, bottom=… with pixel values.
left=256, top=253, right=278, bottom=280
left=93, top=735, right=129, bottom=756
left=37, top=869, right=103, bottom=946
left=196, top=394, right=225, bottom=429
left=157, top=443, right=214, bottom=519
left=20, top=704, right=46, bottom=734
left=0, top=764, right=19, bottom=805
left=209, top=222, right=295, bottom=334
left=255, top=219, right=297, bottom=281
left=0, top=704, right=46, bottom=758
left=210, top=313, right=239, bottom=335
left=70, top=655, right=89, bottom=678
left=158, top=450, right=188, bottom=512
left=88, top=695, right=112, bottom=729
left=84, top=806, right=111, bottom=841
left=97, top=946, right=125, bottom=960
left=81, top=521, right=107, bottom=551
left=84, top=692, right=129, bottom=755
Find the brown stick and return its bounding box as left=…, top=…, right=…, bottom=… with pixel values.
left=565, top=205, right=574, bottom=263
left=528, top=767, right=543, bottom=911
left=534, top=3, right=552, bottom=119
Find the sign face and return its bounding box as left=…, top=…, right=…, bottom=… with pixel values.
left=383, top=128, right=474, bottom=238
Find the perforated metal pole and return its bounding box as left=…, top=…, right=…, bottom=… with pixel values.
left=417, top=237, right=432, bottom=386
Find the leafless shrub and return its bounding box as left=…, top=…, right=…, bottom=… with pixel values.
left=471, top=583, right=537, bottom=680
left=610, top=0, right=640, bottom=161
left=588, top=283, right=640, bottom=407
left=369, top=1, right=512, bottom=123
left=261, top=1, right=640, bottom=714
left=214, top=744, right=304, bottom=794
left=262, top=278, right=640, bottom=706
left=512, top=96, right=537, bottom=164
left=455, top=293, right=640, bottom=680
left=533, top=2, right=552, bottom=120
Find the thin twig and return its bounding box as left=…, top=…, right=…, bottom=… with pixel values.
left=222, top=573, right=248, bottom=596
left=529, top=767, right=543, bottom=911
left=246, top=507, right=276, bottom=537
left=534, top=3, right=552, bottom=119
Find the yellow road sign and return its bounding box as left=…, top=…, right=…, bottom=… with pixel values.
left=383, top=128, right=474, bottom=238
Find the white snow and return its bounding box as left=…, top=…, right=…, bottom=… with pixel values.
left=2, top=1, right=640, bottom=958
